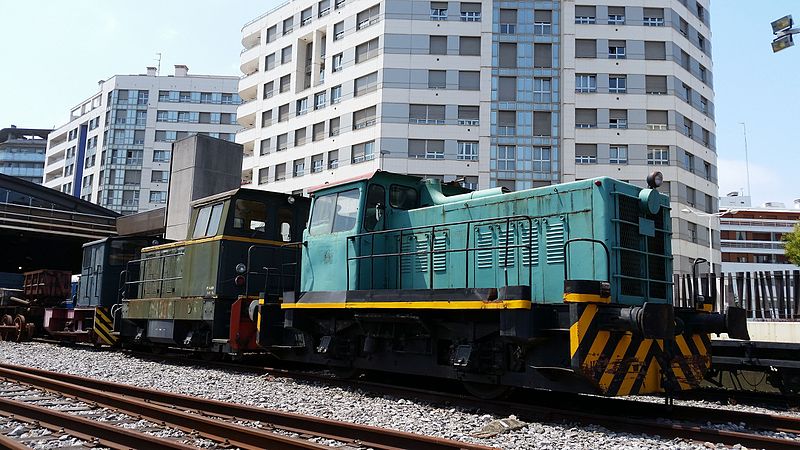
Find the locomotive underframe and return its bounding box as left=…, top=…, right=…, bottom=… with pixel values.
left=260, top=289, right=718, bottom=396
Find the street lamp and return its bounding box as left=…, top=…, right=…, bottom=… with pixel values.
left=771, top=15, right=799, bottom=52
left=681, top=207, right=739, bottom=274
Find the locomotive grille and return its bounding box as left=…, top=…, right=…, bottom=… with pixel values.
left=614, top=191, right=671, bottom=300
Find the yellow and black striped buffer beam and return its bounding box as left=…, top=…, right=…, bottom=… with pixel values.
left=93, top=307, right=118, bottom=346
left=568, top=303, right=711, bottom=396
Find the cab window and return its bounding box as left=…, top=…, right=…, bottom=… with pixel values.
left=234, top=200, right=268, bottom=234
left=363, top=184, right=385, bottom=231
left=192, top=202, right=224, bottom=238
left=109, top=240, right=139, bottom=266
left=389, top=185, right=418, bottom=210
left=277, top=207, right=294, bottom=242
left=309, top=188, right=360, bottom=235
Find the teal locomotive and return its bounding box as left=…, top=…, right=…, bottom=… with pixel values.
left=254, top=171, right=748, bottom=397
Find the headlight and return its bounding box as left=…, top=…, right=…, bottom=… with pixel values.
left=235, top=263, right=247, bottom=274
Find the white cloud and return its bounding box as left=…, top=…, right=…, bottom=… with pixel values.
left=718, top=158, right=797, bottom=206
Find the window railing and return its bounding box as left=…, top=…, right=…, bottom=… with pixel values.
left=576, top=123, right=597, bottom=129
left=329, top=160, right=339, bottom=169
left=352, top=153, right=375, bottom=163
left=457, top=154, right=478, bottom=161
left=319, top=7, right=330, bottom=16
left=458, top=119, right=479, bottom=126
left=575, top=16, right=596, bottom=24
left=575, top=155, right=597, bottom=164
left=410, top=118, right=445, bottom=125
left=499, top=23, right=516, bottom=34
left=498, top=126, right=516, bottom=135
left=609, top=87, right=627, bottom=94
left=609, top=120, right=628, bottom=129
left=608, top=15, right=625, bottom=24
left=301, top=16, right=312, bottom=26
left=430, top=10, right=447, bottom=20
left=643, top=17, right=665, bottom=26
left=646, top=124, right=668, bottom=131
left=576, top=86, right=597, bottom=93
left=354, top=119, right=377, bottom=129
left=460, top=11, right=481, bottom=21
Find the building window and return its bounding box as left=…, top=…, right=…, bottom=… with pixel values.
left=498, top=111, right=516, bottom=136
left=457, top=105, right=479, bottom=125
left=459, top=36, right=481, bottom=56
left=700, top=97, right=709, bottom=115
left=149, top=191, right=167, bottom=204
left=280, top=74, right=291, bottom=93
left=575, top=39, right=596, bottom=58
left=278, top=104, right=290, bottom=122
left=498, top=145, right=515, bottom=170
left=297, top=97, right=309, bottom=115
left=283, top=17, right=294, bottom=35
left=260, top=138, right=271, bottom=155
left=645, top=75, right=667, bottom=95
left=429, top=35, right=447, bottom=54
left=500, top=9, right=517, bottom=34
left=319, top=0, right=330, bottom=17
left=689, top=222, right=698, bottom=243
left=263, top=81, right=274, bottom=99
left=646, top=110, right=669, bottom=130
left=281, top=45, right=293, bottom=64
left=331, top=85, right=342, bottom=103
left=295, top=127, right=307, bottom=146
left=534, top=43, right=553, bottom=68
left=575, top=74, right=597, bottom=93
left=277, top=133, right=288, bottom=152
left=275, top=163, right=286, bottom=181
left=328, top=150, right=339, bottom=169
left=609, top=75, right=626, bottom=93
left=352, top=140, right=375, bottom=163
left=533, top=77, right=552, bottom=102
left=608, top=40, right=626, bottom=59
left=575, top=109, right=597, bottom=128
left=334, top=21, right=345, bottom=40
left=457, top=141, right=478, bottom=160
left=301, top=7, right=312, bottom=26
left=575, top=5, right=596, bottom=24
left=643, top=8, right=665, bottom=26
left=644, top=41, right=666, bottom=60
left=354, top=71, right=378, bottom=96
left=258, top=167, right=269, bottom=185
left=609, top=145, right=628, bottom=164
left=355, top=38, right=379, bottom=63
left=498, top=76, right=516, bottom=101
left=311, top=154, right=324, bottom=173
left=409, top=104, right=445, bottom=124
left=428, top=70, right=446, bottom=89
left=460, top=2, right=481, bottom=21
left=332, top=53, right=343, bottom=72
left=608, top=6, right=625, bottom=24
left=408, top=139, right=444, bottom=159
left=575, top=143, right=598, bottom=164
left=356, top=4, right=380, bottom=30
left=293, top=159, right=305, bottom=177
left=329, top=117, right=340, bottom=136
left=609, top=110, right=628, bottom=129
left=533, top=10, right=551, bottom=34
left=430, top=1, right=447, bottom=21
left=532, top=147, right=551, bottom=173
left=458, top=71, right=480, bottom=90
left=647, top=147, right=669, bottom=165
left=314, top=91, right=326, bottom=109
left=353, top=106, right=377, bottom=129
left=313, top=122, right=325, bottom=142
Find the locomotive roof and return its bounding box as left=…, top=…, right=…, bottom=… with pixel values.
left=190, top=187, right=307, bottom=207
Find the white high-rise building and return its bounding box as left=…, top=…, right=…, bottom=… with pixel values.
left=238, top=0, right=716, bottom=273
left=45, top=66, right=241, bottom=214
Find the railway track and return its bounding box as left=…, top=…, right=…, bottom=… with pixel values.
left=112, top=351, right=800, bottom=449
left=0, top=363, right=494, bottom=450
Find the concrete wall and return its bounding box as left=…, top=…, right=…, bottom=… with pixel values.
left=165, top=134, right=243, bottom=240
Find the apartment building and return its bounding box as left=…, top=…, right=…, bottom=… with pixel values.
left=238, top=0, right=716, bottom=273
left=44, top=66, right=241, bottom=214
left=720, top=194, right=800, bottom=273
left=0, top=127, right=51, bottom=184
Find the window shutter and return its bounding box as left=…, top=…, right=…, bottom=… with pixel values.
left=575, top=109, right=597, bottom=125
left=575, top=144, right=597, bottom=157
left=430, top=36, right=447, bottom=54
left=647, top=110, right=668, bottom=125
left=610, top=109, right=627, bottom=120
left=643, top=7, right=664, bottom=18
left=534, top=44, right=552, bottom=67
left=644, top=41, right=666, bottom=60
left=461, top=2, right=480, bottom=13
left=575, top=39, right=596, bottom=58
left=460, top=36, right=480, bottom=55
left=533, top=112, right=551, bottom=136
left=645, top=75, right=668, bottom=94
left=408, top=139, right=425, bottom=157
left=534, top=10, right=551, bottom=22
left=500, top=9, right=517, bottom=23
left=499, top=77, right=516, bottom=101
left=575, top=5, right=596, bottom=17
left=458, top=71, right=480, bottom=90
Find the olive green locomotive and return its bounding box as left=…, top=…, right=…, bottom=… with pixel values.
left=256, top=171, right=748, bottom=397
left=120, top=188, right=309, bottom=353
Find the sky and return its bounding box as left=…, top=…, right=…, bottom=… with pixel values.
left=0, top=1, right=798, bottom=207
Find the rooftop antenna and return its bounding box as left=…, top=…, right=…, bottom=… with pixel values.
left=155, top=52, right=162, bottom=75
left=739, top=122, right=752, bottom=198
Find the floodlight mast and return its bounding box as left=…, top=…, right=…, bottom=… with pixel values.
left=772, top=14, right=799, bottom=53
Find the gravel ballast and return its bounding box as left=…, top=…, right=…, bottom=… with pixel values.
left=0, top=341, right=777, bottom=449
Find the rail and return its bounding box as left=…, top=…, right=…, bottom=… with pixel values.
left=346, top=215, right=536, bottom=291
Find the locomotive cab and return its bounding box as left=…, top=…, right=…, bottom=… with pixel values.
left=121, top=188, right=310, bottom=353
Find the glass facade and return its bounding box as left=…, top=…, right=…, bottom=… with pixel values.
left=0, top=129, right=48, bottom=184
left=490, top=1, right=561, bottom=190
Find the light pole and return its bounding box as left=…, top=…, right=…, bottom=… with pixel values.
left=681, top=208, right=739, bottom=274
left=771, top=15, right=799, bottom=52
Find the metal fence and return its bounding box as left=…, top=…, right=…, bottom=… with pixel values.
left=673, top=270, right=800, bottom=320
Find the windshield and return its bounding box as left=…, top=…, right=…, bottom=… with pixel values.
left=309, top=188, right=360, bottom=235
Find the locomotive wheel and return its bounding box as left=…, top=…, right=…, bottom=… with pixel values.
left=13, top=315, right=27, bottom=342
left=463, top=381, right=512, bottom=400
left=0, top=315, right=12, bottom=341
left=330, top=366, right=361, bottom=380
